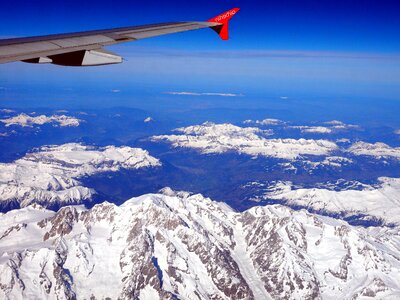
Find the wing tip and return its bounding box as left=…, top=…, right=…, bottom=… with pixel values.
left=207, top=8, right=240, bottom=40
left=207, top=8, right=240, bottom=24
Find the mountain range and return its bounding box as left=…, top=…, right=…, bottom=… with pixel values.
left=1, top=189, right=400, bottom=299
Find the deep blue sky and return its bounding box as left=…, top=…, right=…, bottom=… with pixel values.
left=1, top=0, right=400, bottom=52
left=0, top=0, right=400, bottom=109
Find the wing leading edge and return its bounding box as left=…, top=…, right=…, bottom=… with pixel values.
left=0, top=8, right=240, bottom=66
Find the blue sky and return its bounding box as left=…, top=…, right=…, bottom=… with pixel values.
left=0, top=0, right=400, bottom=109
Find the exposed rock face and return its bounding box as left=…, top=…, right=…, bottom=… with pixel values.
left=1, top=190, right=400, bottom=299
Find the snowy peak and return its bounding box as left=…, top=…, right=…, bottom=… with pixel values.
left=143, top=116, right=154, bottom=123
left=243, top=118, right=284, bottom=126
left=0, top=113, right=81, bottom=127
left=29, top=143, right=161, bottom=172
left=349, top=141, right=400, bottom=159
left=0, top=143, right=161, bottom=208
left=252, top=177, right=400, bottom=225
left=1, top=192, right=400, bottom=299
left=289, top=125, right=333, bottom=133
left=152, top=122, right=338, bottom=159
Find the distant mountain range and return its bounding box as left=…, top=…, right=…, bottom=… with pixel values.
left=0, top=113, right=81, bottom=127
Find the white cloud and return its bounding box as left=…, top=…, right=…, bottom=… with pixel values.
left=144, top=117, right=154, bottom=123
left=165, top=91, right=243, bottom=97
left=395, top=129, right=400, bottom=135
left=111, top=89, right=121, bottom=93
left=151, top=122, right=337, bottom=160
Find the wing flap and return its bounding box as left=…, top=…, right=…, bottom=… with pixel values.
left=0, top=43, right=103, bottom=64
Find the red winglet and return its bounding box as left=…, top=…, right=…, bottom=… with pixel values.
left=207, top=8, right=240, bottom=40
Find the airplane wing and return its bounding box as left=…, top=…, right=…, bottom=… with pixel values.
left=0, top=8, right=239, bottom=67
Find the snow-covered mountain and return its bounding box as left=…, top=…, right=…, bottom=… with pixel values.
left=1, top=190, right=400, bottom=300
left=0, top=109, right=15, bottom=114
left=150, top=122, right=400, bottom=167
left=0, top=113, right=81, bottom=127
left=287, top=121, right=360, bottom=133
left=151, top=122, right=338, bottom=159
left=0, top=143, right=160, bottom=208
left=250, top=177, right=400, bottom=225
left=144, top=117, right=154, bottom=123
left=349, top=141, right=400, bottom=159
left=323, top=120, right=360, bottom=130
left=275, top=155, right=354, bottom=174
left=243, top=118, right=284, bottom=126
left=288, top=126, right=333, bottom=134
left=243, top=119, right=360, bottom=133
